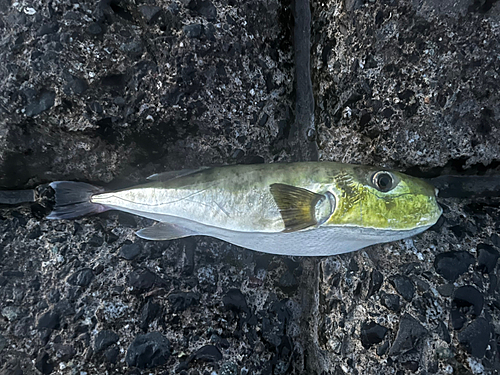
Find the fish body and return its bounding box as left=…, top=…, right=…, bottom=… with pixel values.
left=48, top=162, right=442, bottom=256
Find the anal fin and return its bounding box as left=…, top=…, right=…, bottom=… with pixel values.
left=136, top=223, right=197, bottom=241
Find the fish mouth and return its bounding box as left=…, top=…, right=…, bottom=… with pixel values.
left=419, top=181, right=442, bottom=226
left=422, top=192, right=443, bottom=225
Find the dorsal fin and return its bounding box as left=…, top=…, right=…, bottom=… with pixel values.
left=270, top=184, right=335, bottom=233
left=146, top=167, right=210, bottom=182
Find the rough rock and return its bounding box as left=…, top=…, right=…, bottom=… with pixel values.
left=126, top=268, right=167, bottom=292
left=183, top=24, right=203, bottom=39
left=67, top=268, right=94, bottom=287
left=434, top=251, right=475, bottom=282
left=0, top=335, right=6, bottom=352
left=34, top=351, right=54, bottom=374
left=389, top=274, right=415, bottom=301
left=380, top=291, right=401, bottom=312
left=139, top=300, right=161, bottom=331
left=360, top=321, right=388, bottom=348
left=476, top=243, right=499, bottom=274
left=278, top=270, right=299, bottom=293
left=138, top=5, right=162, bottom=24
left=193, top=345, right=223, bottom=362
left=125, top=332, right=170, bottom=369
left=1, top=306, right=21, bottom=321
left=388, top=314, right=428, bottom=356
left=104, top=345, right=120, bottom=363
left=120, top=242, right=142, bottom=260
left=25, top=90, right=56, bottom=117
left=451, top=285, right=484, bottom=330
left=367, top=269, right=383, bottom=297
left=222, top=288, right=249, bottom=314
left=167, top=291, right=200, bottom=312
left=37, top=310, right=60, bottom=330
left=458, top=318, right=491, bottom=358
left=313, top=0, right=500, bottom=169
left=94, top=330, right=119, bottom=353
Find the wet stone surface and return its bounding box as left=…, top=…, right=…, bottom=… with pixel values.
left=1, top=0, right=500, bottom=374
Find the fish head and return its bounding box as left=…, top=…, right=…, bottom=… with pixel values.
left=326, top=166, right=442, bottom=231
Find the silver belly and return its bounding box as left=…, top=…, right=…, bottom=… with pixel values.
left=102, top=204, right=429, bottom=256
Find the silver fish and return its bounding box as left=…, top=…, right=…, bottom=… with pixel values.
left=47, top=162, right=442, bottom=256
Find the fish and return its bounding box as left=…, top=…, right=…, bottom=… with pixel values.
left=47, top=162, right=442, bottom=256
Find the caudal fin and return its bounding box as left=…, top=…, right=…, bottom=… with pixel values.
left=46, top=181, right=107, bottom=219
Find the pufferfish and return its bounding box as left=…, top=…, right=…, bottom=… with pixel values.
left=47, top=162, right=442, bottom=256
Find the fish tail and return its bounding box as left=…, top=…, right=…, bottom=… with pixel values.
left=46, top=181, right=108, bottom=219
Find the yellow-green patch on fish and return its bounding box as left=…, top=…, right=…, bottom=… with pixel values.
left=47, top=162, right=442, bottom=256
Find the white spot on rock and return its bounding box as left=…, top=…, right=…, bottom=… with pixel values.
left=24, top=7, right=36, bottom=15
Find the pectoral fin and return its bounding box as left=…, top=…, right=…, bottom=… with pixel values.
left=270, top=184, right=335, bottom=233
left=136, top=223, right=197, bottom=241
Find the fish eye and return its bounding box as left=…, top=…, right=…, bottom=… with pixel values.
left=372, top=171, right=395, bottom=192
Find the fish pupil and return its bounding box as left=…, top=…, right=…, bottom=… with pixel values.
left=373, top=172, right=394, bottom=192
